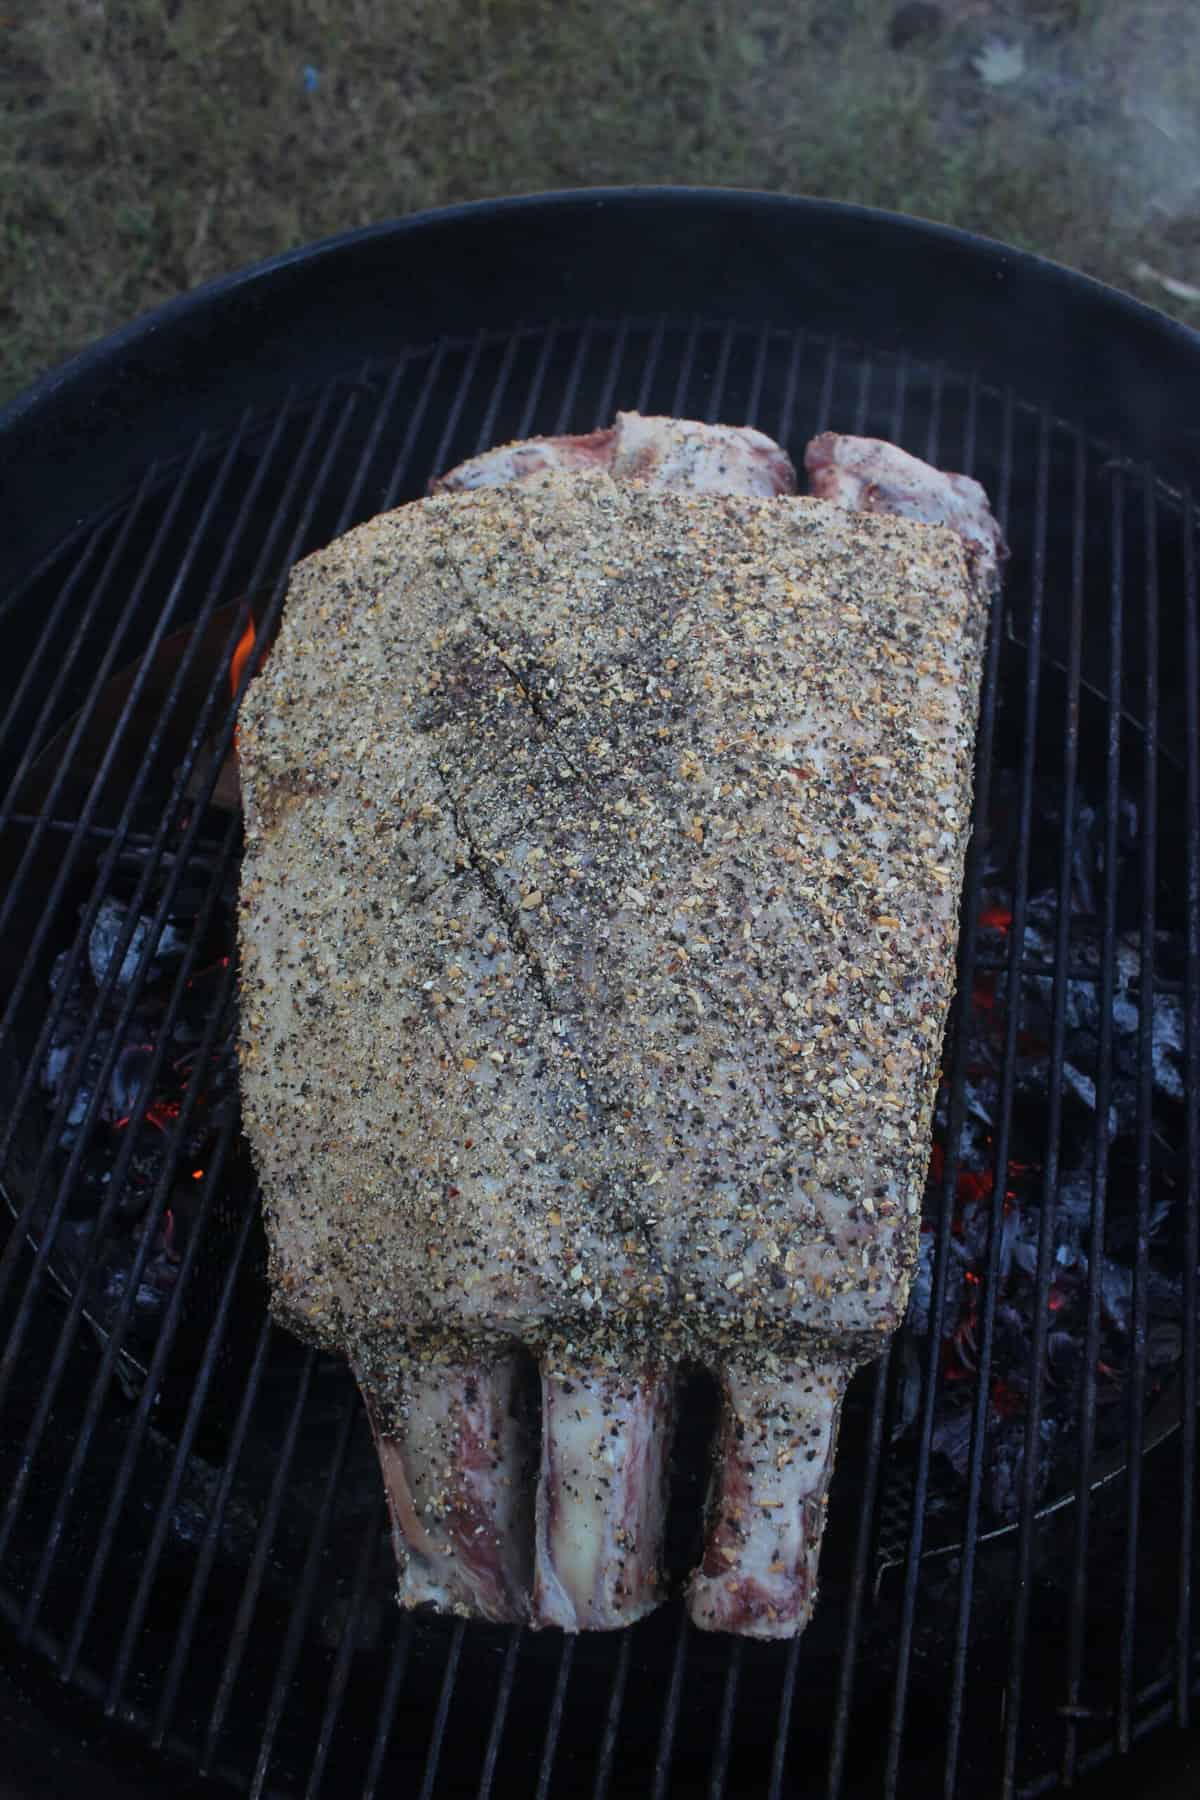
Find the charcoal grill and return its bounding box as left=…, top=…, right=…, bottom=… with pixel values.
left=0, top=190, right=1197, bottom=1799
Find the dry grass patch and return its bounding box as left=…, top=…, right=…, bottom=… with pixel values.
left=1, top=0, right=1197, bottom=402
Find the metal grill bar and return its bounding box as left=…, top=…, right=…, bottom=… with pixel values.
left=1117, top=470, right=1160, bottom=1751
left=416, top=1618, right=466, bottom=1800
left=0, top=484, right=151, bottom=838
left=852, top=357, right=873, bottom=438
left=304, top=1516, right=390, bottom=1799
left=0, top=499, right=196, bottom=1155
left=1180, top=487, right=1199, bottom=1732
left=1061, top=462, right=1127, bottom=1786
left=381, top=341, right=449, bottom=513
left=889, top=354, right=909, bottom=446
left=850, top=348, right=872, bottom=436
left=533, top=1636, right=575, bottom=1800
left=824, top=346, right=917, bottom=1800
left=704, top=323, right=735, bottom=426
left=0, top=383, right=341, bottom=1519
left=477, top=1626, right=522, bottom=1800
left=360, top=1616, right=414, bottom=1800
left=473, top=333, right=522, bottom=457
left=0, top=315, right=1195, bottom=1800
left=249, top=1389, right=360, bottom=1800
left=243, top=357, right=482, bottom=1784
left=744, top=322, right=770, bottom=426
left=651, top=1612, right=689, bottom=1800
left=151, top=1313, right=274, bottom=1746
left=517, top=322, right=560, bottom=441
left=553, top=318, right=595, bottom=434
left=633, top=317, right=666, bottom=415
left=815, top=340, right=839, bottom=439
left=823, top=1346, right=893, bottom=1800
left=0, top=528, right=100, bottom=777
left=886, top=388, right=1018, bottom=1799
left=999, top=413, right=1069, bottom=1796
left=182, top=377, right=393, bottom=1764
left=0, top=431, right=215, bottom=1000
left=1000, top=1677, right=1194, bottom=1792
left=21, top=952, right=240, bottom=1639
left=706, top=1637, right=742, bottom=1800
left=0, top=737, right=234, bottom=1315
left=770, top=1641, right=803, bottom=1800
left=594, top=318, right=631, bottom=434
left=773, top=331, right=804, bottom=448
left=3, top=815, right=227, bottom=849
left=668, top=317, right=701, bottom=420
left=106, top=1181, right=263, bottom=1713
left=705, top=321, right=736, bottom=427
left=1048, top=433, right=1090, bottom=1787
left=340, top=358, right=411, bottom=524
left=429, top=333, right=486, bottom=482
left=199, top=1347, right=318, bottom=1773
left=924, top=363, right=946, bottom=465
left=591, top=1627, right=632, bottom=1800
left=0, top=407, right=269, bottom=1230
left=0, top=809, right=244, bottom=1577
left=23, top=369, right=390, bottom=1713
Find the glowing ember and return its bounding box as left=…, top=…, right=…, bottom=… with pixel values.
left=145, top=1099, right=182, bottom=1134
left=972, top=972, right=998, bottom=1013
left=230, top=615, right=257, bottom=697
left=956, top=1167, right=994, bottom=1207
left=989, top=1379, right=1023, bottom=1420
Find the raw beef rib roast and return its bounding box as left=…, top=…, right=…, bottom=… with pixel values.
left=237, top=413, right=1001, bottom=1637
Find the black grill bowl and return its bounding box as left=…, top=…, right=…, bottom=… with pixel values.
left=0, top=190, right=1197, bottom=1800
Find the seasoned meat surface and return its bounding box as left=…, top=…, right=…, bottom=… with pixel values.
left=238, top=429, right=993, bottom=1635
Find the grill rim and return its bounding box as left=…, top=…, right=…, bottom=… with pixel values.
left=0, top=210, right=1194, bottom=1800
left=4, top=185, right=1200, bottom=594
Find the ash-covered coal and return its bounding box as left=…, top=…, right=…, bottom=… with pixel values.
left=35, top=827, right=239, bottom=1366
left=892, top=773, right=1190, bottom=1526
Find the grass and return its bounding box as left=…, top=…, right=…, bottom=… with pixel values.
left=2, top=0, right=1198, bottom=405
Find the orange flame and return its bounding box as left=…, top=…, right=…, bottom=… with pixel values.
left=231, top=615, right=257, bottom=697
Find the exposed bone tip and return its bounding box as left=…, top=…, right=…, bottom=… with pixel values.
left=531, top=1357, right=675, bottom=1632
left=686, top=1356, right=851, bottom=1640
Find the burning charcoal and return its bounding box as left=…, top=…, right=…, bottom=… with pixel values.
left=931, top=1404, right=972, bottom=1481
left=905, top=1233, right=938, bottom=1339
left=88, top=897, right=185, bottom=992
left=41, top=1043, right=71, bottom=1098
left=139, top=1207, right=183, bottom=1296
left=1046, top=1330, right=1080, bottom=1388
left=989, top=1416, right=1059, bottom=1519
left=1098, top=1260, right=1133, bottom=1335
left=164, top=1445, right=258, bottom=1558
left=883, top=764, right=1186, bottom=1534
left=1148, top=990, right=1185, bottom=1100
left=1009, top=1238, right=1038, bottom=1283
left=891, top=1335, right=925, bottom=1443
left=1060, top=1060, right=1120, bottom=1143
left=1053, top=1168, right=1097, bottom=1257
left=105, top=1040, right=158, bottom=1124
left=41, top=1025, right=115, bottom=1150
left=1147, top=1322, right=1183, bottom=1368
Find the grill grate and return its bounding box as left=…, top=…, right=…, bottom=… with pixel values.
left=0, top=314, right=1197, bottom=1799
